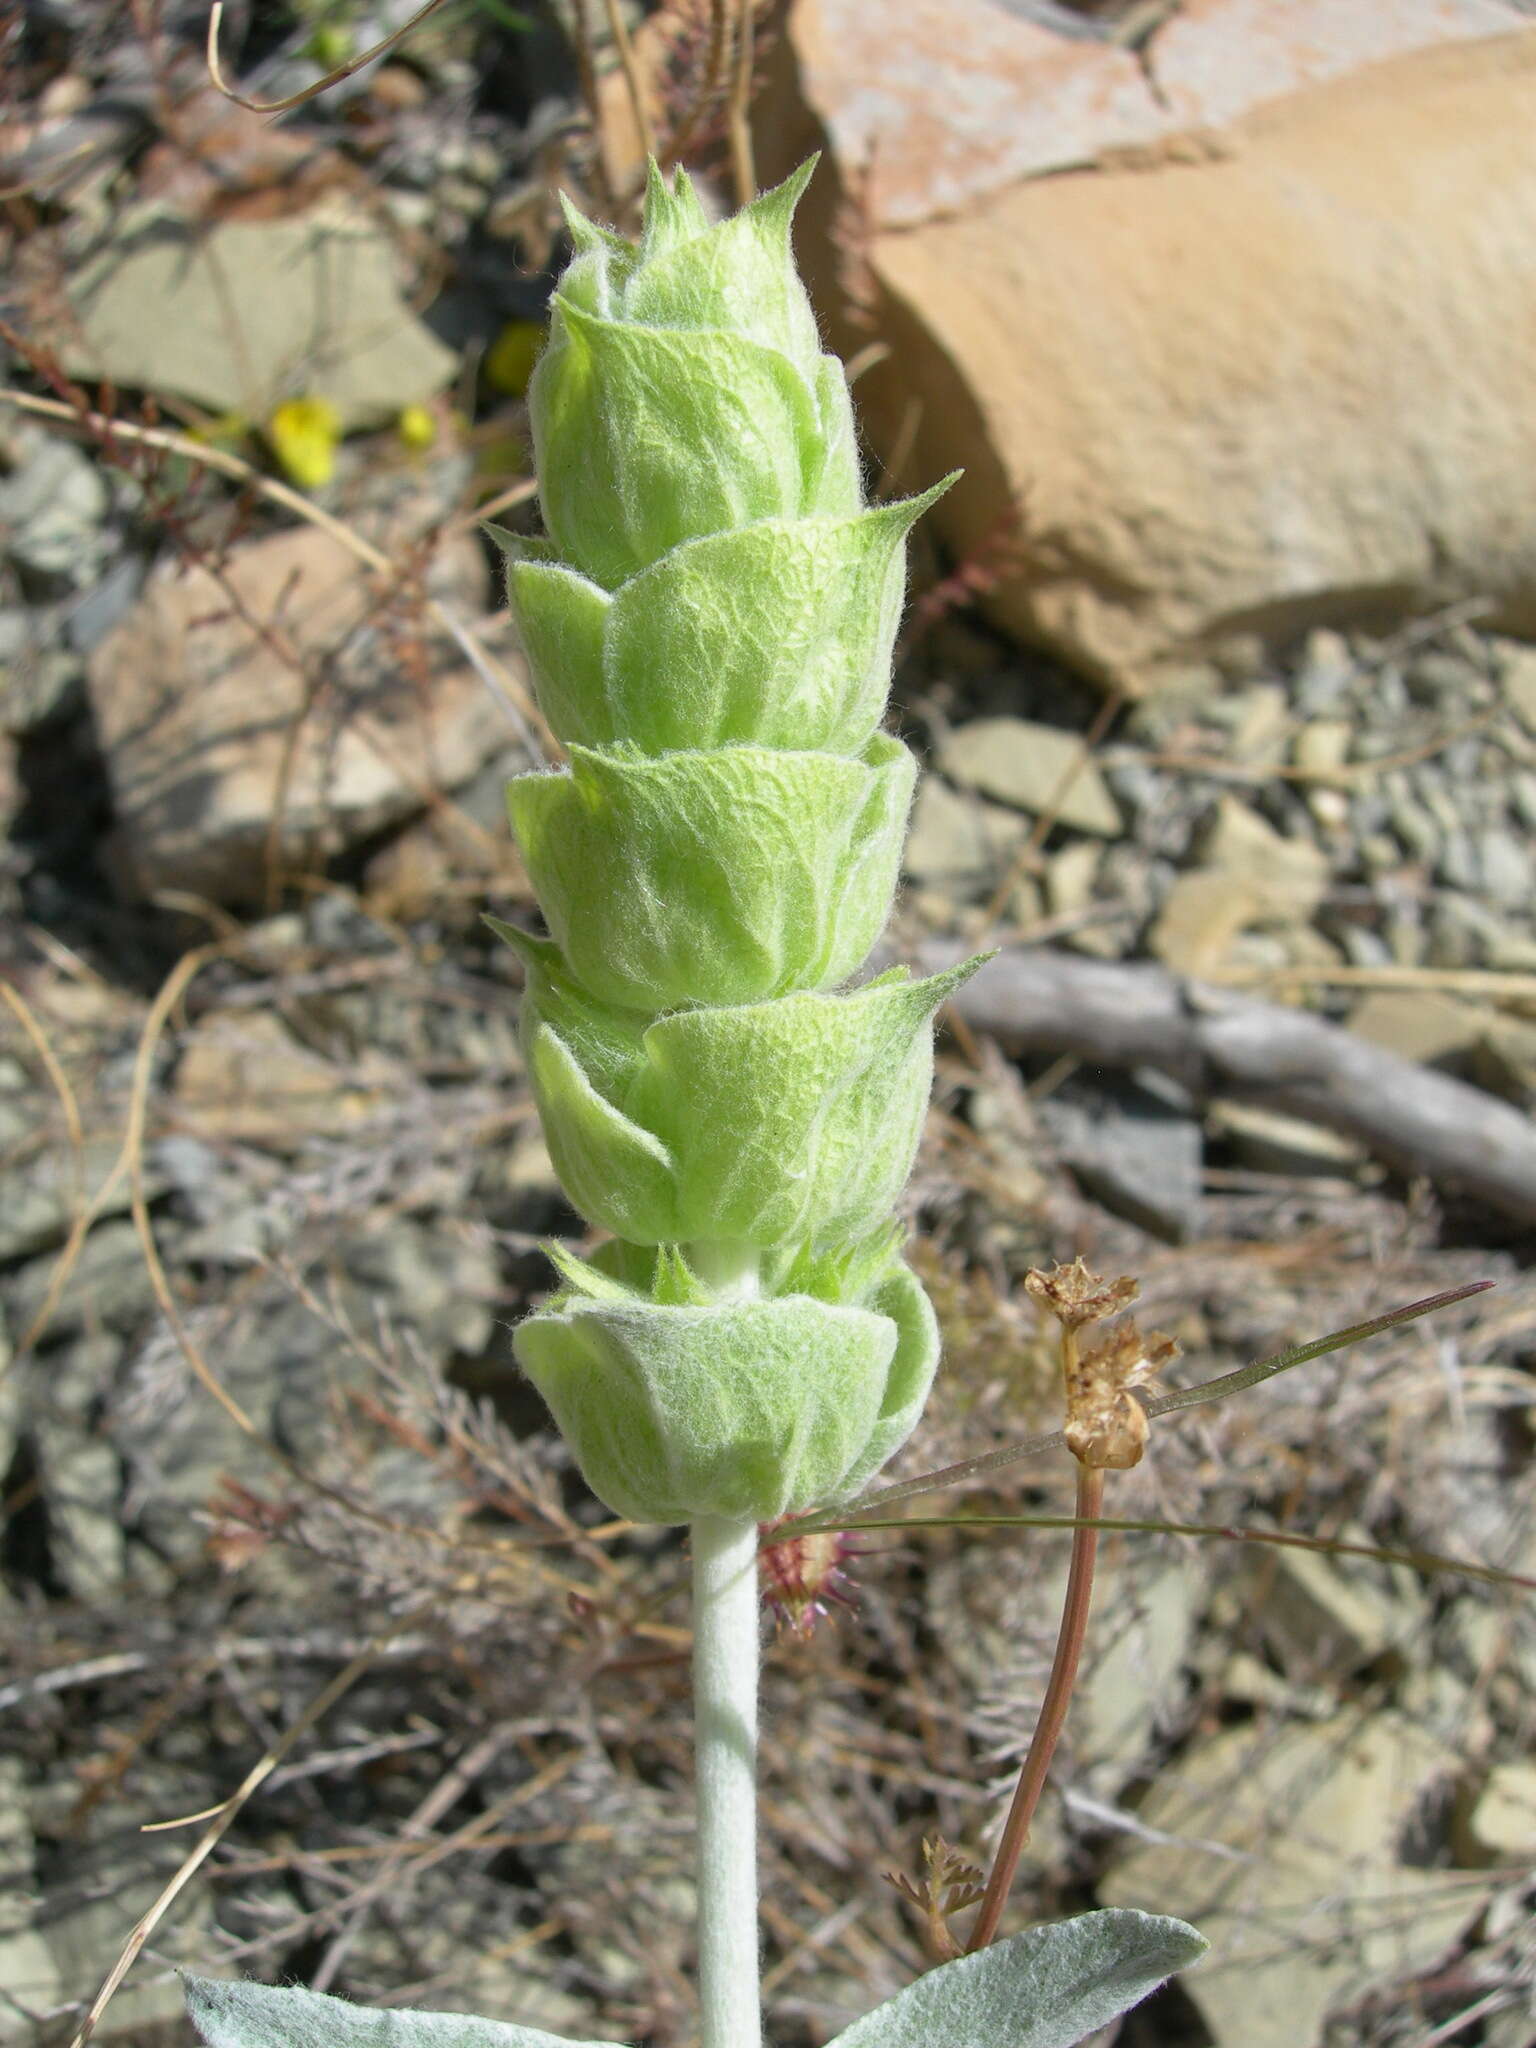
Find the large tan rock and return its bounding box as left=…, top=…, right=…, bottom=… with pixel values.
left=88, top=526, right=513, bottom=903
left=760, top=1, right=1536, bottom=690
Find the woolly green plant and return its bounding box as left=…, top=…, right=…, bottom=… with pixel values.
left=487, top=159, right=984, bottom=1537
left=180, top=161, right=1204, bottom=2048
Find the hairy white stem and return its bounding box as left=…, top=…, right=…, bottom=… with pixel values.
left=691, top=1514, right=762, bottom=2048
left=687, top=1241, right=762, bottom=1300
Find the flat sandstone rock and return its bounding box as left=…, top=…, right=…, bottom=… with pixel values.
left=87, top=526, right=510, bottom=903
left=763, top=1, right=1536, bottom=690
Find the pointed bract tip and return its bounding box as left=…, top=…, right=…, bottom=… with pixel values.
left=558, top=189, right=627, bottom=255
left=752, top=154, right=820, bottom=221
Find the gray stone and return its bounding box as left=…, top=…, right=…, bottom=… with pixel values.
left=1038, top=1068, right=1204, bottom=1240
left=4, top=1217, right=161, bottom=1337
left=1413, top=769, right=1467, bottom=841
left=1408, top=648, right=1483, bottom=707
left=114, top=1215, right=500, bottom=1566
left=1347, top=990, right=1486, bottom=1066
left=1045, top=838, right=1101, bottom=919
left=1197, top=795, right=1329, bottom=916
left=1429, top=892, right=1536, bottom=970
left=1226, top=682, right=1289, bottom=765
left=61, top=200, right=457, bottom=429
left=1501, top=640, right=1536, bottom=729
left=1072, top=1555, right=1202, bottom=1791
left=1245, top=1537, right=1422, bottom=1675
left=1100, top=1712, right=1477, bottom=2048
left=0, top=1138, right=146, bottom=1263
left=1148, top=869, right=1266, bottom=977
left=1335, top=923, right=1393, bottom=968
left=64, top=553, right=144, bottom=655
left=1435, top=827, right=1480, bottom=894
left=87, top=523, right=515, bottom=903
left=0, top=422, right=112, bottom=587
left=1462, top=1762, right=1536, bottom=1863
left=1293, top=628, right=1355, bottom=713
left=1477, top=827, right=1532, bottom=907
left=0, top=1757, right=62, bottom=2039
left=1509, top=770, right=1536, bottom=833
left=1209, top=1099, right=1366, bottom=1177
left=1386, top=777, right=1442, bottom=863
left=901, top=774, right=1024, bottom=886
left=937, top=717, right=1123, bottom=837
left=1293, top=716, right=1351, bottom=767
left=29, top=1424, right=124, bottom=1597
left=1100, top=756, right=1162, bottom=820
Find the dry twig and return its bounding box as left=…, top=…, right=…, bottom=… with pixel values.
left=921, top=942, right=1536, bottom=1223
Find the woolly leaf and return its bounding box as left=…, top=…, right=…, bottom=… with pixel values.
left=504, top=559, right=611, bottom=748
left=823, top=1910, right=1207, bottom=2048
left=636, top=160, right=712, bottom=261
left=604, top=489, right=950, bottom=752
left=182, top=1975, right=612, bottom=2048
left=808, top=353, right=866, bottom=517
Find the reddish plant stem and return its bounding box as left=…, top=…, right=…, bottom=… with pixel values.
left=968, top=1460, right=1105, bottom=1952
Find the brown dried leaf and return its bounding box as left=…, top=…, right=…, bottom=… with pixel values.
left=885, top=1836, right=987, bottom=1961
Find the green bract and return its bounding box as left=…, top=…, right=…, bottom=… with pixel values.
left=506, top=736, right=915, bottom=1012
left=498, top=160, right=982, bottom=1525
left=507, top=492, right=946, bottom=755
left=516, top=1246, right=939, bottom=1524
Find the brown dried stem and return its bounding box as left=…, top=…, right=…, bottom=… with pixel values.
left=600, top=0, right=657, bottom=164
left=968, top=1456, right=1105, bottom=1952
left=726, top=0, right=756, bottom=204
left=66, top=1613, right=421, bottom=2048
left=659, top=0, right=734, bottom=170
left=206, top=0, right=457, bottom=116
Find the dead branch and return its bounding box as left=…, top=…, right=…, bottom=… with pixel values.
left=921, top=941, right=1536, bottom=1224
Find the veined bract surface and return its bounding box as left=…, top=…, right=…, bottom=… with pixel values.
left=498, top=161, right=980, bottom=1526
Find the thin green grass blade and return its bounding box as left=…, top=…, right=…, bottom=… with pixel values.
left=824, top=1510, right=1535, bottom=1593
left=782, top=1281, right=1494, bottom=1535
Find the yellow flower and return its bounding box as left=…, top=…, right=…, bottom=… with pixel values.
left=267, top=397, right=342, bottom=490
left=397, top=403, right=438, bottom=451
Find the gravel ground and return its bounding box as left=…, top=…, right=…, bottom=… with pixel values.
left=2, top=8, right=1535, bottom=2047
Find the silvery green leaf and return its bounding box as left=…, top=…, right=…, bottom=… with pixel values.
left=509, top=490, right=951, bottom=755
left=634, top=160, right=712, bottom=262
left=823, top=1910, right=1207, bottom=2048
left=517, top=1290, right=896, bottom=1524
left=504, top=558, right=612, bottom=751
left=182, top=1975, right=616, bottom=2048
left=807, top=353, right=866, bottom=517
left=604, top=488, right=950, bottom=752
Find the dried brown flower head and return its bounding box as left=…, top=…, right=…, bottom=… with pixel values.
left=1024, top=1257, right=1139, bottom=1331
left=1065, top=1320, right=1179, bottom=1471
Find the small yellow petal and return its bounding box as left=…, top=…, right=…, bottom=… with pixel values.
left=268, top=397, right=342, bottom=490
left=397, top=403, right=437, bottom=451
